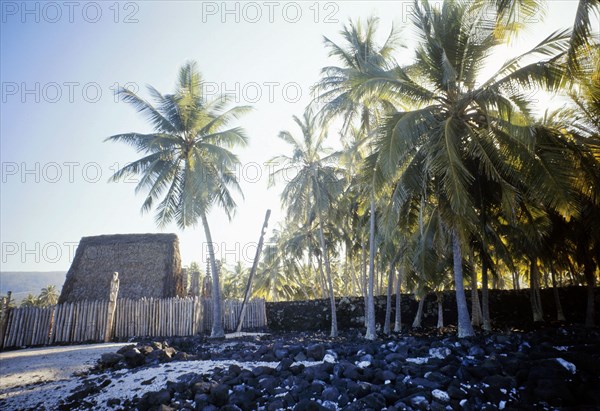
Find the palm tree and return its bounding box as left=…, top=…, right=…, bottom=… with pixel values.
left=564, top=0, right=600, bottom=76
left=106, top=61, right=251, bottom=338
left=254, top=224, right=314, bottom=301
left=38, top=285, right=59, bottom=306
left=492, top=0, right=599, bottom=75
left=269, top=107, right=344, bottom=337
left=21, top=294, right=40, bottom=308
left=544, top=55, right=600, bottom=325
left=221, top=262, right=247, bottom=300
left=336, top=129, right=373, bottom=326
left=356, top=1, right=575, bottom=337
left=315, top=16, right=402, bottom=340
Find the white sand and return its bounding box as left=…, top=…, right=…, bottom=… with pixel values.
left=0, top=343, right=129, bottom=410
left=0, top=343, right=129, bottom=390
left=0, top=341, right=319, bottom=411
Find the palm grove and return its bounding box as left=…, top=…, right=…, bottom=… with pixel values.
left=108, top=1, right=600, bottom=339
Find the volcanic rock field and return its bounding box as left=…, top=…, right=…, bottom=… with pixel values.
left=41, top=325, right=600, bottom=411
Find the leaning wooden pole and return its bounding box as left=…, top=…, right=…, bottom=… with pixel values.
left=104, top=272, right=120, bottom=342
left=235, top=209, right=271, bottom=333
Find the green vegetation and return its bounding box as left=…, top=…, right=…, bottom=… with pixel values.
left=107, top=62, right=251, bottom=338
left=263, top=0, right=600, bottom=337
left=18, top=285, right=59, bottom=308
left=109, top=1, right=599, bottom=338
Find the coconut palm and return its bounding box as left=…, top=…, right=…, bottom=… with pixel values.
left=564, top=0, right=600, bottom=76
left=106, top=61, right=251, bottom=338
left=336, top=130, right=373, bottom=326
left=543, top=59, right=600, bottom=325
left=253, top=223, right=318, bottom=301
left=493, top=0, right=599, bottom=90
left=221, top=262, right=247, bottom=300
left=381, top=227, right=402, bottom=335
left=315, top=16, right=402, bottom=340
left=21, top=294, right=40, bottom=308
left=38, top=285, right=59, bottom=306
left=269, top=107, right=344, bottom=337
left=354, top=1, right=577, bottom=337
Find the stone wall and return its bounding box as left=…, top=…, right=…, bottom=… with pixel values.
left=266, top=287, right=600, bottom=332
left=59, top=233, right=183, bottom=303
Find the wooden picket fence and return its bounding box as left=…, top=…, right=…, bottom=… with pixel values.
left=203, top=299, right=268, bottom=332
left=1, top=306, right=56, bottom=347
left=53, top=300, right=111, bottom=344
left=0, top=297, right=267, bottom=350
left=113, top=297, right=203, bottom=339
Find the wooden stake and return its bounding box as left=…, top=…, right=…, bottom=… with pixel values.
left=236, top=209, right=271, bottom=333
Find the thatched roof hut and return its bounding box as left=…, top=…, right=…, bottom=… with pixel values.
left=58, top=233, right=184, bottom=303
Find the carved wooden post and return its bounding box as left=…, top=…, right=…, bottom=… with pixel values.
left=104, top=272, right=120, bottom=342
left=0, top=291, right=12, bottom=350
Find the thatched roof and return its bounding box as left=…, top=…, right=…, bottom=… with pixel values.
left=59, top=233, right=184, bottom=303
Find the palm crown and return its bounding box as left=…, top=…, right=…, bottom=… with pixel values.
left=107, top=61, right=251, bottom=229
left=107, top=61, right=251, bottom=338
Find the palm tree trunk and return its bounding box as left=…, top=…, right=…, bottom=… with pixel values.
left=317, top=257, right=328, bottom=299
left=452, top=230, right=475, bottom=338
left=201, top=212, right=224, bottom=338
left=412, top=296, right=425, bottom=328
left=481, top=257, right=491, bottom=331
left=317, top=219, right=338, bottom=337
left=378, top=257, right=383, bottom=296
left=394, top=265, right=403, bottom=332
left=352, top=258, right=362, bottom=297
left=584, top=261, right=596, bottom=327
left=436, top=292, right=444, bottom=329
left=529, top=258, right=544, bottom=322
left=384, top=259, right=395, bottom=335
left=347, top=252, right=357, bottom=296
left=365, top=197, right=377, bottom=340
left=308, top=256, right=318, bottom=298
left=361, top=240, right=368, bottom=327
left=550, top=268, right=566, bottom=322
left=478, top=199, right=491, bottom=331
left=312, top=175, right=338, bottom=337
left=471, top=268, right=483, bottom=327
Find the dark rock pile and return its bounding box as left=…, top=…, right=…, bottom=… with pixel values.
left=97, top=341, right=190, bottom=370
left=62, top=326, right=600, bottom=411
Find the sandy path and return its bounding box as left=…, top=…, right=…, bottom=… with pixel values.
left=0, top=343, right=129, bottom=410
left=0, top=343, right=129, bottom=389
left=0, top=334, right=310, bottom=411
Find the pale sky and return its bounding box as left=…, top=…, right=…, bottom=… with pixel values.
left=0, top=1, right=593, bottom=272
